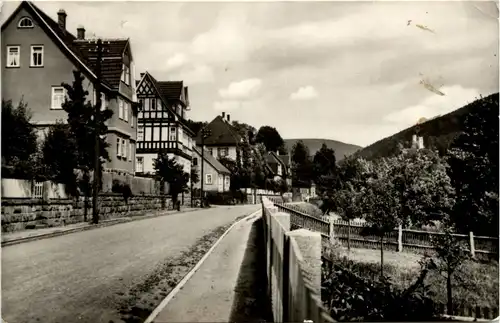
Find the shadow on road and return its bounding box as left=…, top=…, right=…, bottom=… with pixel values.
left=229, top=217, right=273, bottom=322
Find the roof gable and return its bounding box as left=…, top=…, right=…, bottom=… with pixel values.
left=193, top=146, right=230, bottom=174
left=1, top=1, right=122, bottom=91
left=196, top=115, right=242, bottom=146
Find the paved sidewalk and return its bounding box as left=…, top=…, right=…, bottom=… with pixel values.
left=152, top=212, right=271, bottom=323
left=1, top=207, right=197, bottom=246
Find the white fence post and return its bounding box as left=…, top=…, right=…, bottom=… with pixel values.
left=469, top=231, right=475, bottom=258
left=397, top=224, right=403, bottom=252
left=329, top=219, right=335, bottom=241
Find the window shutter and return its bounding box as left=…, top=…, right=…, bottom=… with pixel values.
left=117, top=138, right=121, bottom=157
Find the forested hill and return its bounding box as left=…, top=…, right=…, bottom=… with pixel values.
left=283, top=138, right=362, bottom=160
left=353, top=93, right=499, bottom=160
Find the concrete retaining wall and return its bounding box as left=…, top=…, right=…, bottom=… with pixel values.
left=261, top=197, right=334, bottom=323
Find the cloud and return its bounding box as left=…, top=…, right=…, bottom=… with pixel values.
left=165, top=53, right=188, bottom=71
left=179, top=64, right=215, bottom=84
left=383, top=85, right=482, bottom=126
left=290, top=86, right=318, bottom=100
left=213, top=100, right=243, bottom=111
left=219, top=78, right=262, bottom=100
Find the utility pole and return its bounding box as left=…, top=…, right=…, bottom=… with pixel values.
left=91, top=38, right=104, bottom=224
left=200, top=128, right=212, bottom=207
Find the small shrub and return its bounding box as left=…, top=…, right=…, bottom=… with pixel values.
left=112, top=179, right=133, bottom=203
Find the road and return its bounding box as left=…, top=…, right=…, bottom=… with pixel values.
left=1, top=205, right=259, bottom=323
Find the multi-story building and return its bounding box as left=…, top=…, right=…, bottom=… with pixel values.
left=134, top=71, right=195, bottom=178
left=265, top=151, right=292, bottom=187
left=195, top=112, right=242, bottom=161
left=1, top=1, right=138, bottom=174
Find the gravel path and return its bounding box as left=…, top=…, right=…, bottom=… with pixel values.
left=1, top=205, right=259, bottom=323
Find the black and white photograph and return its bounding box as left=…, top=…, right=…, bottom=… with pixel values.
left=0, top=1, right=498, bottom=322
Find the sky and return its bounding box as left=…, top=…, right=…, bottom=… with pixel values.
left=1, top=1, right=498, bottom=147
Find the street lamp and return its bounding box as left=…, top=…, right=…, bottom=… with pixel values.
left=200, top=128, right=212, bottom=207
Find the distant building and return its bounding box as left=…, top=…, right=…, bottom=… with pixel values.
left=1, top=1, right=138, bottom=174
left=264, top=151, right=292, bottom=187
left=192, top=146, right=231, bottom=193
left=134, top=71, right=195, bottom=178
left=195, top=112, right=242, bottom=161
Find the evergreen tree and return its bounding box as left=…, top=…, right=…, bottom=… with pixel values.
left=1, top=99, right=39, bottom=179
left=447, top=93, right=499, bottom=236
left=291, top=140, right=313, bottom=188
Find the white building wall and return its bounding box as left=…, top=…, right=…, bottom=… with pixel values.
left=136, top=152, right=176, bottom=174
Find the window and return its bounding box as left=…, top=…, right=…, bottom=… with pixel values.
left=145, top=127, right=152, bottom=141
left=151, top=98, right=156, bottom=110
left=193, top=158, right=198, bottom=166
left=208, top=148, right=213, bottom=156
left=51, top=87, right=66, bottom=109
left=121, top=139, right=126, bottom=157
left=144, top=98, right=149, bottom=111
left=153, top=126, right=160, bottom=141
left=169, top=127, right=176, bottom=141
left=121, top=64, right=130, bottom=85
left=137, top=127, right=144, bottom=141
left=18, top=17, right=34, bottom=28
left=131, top=113, right=135, bottom=128
left=124, top=101, right=129, bottom=122
left=161, top=126, right=168, bottom=141
left=218, top=147, right=228, bottom=158
left=128, top=142, right=132, bottom=161
left=30, top=45, right=43, bottom=67
left=118, top=98, right=124, bottom=119
left=206, top=174, right=213, bottom=185
left=6, top=46, right=20, bottom=67
left=116, top=138, right=121, bottom=157
left=136, top=157, right=144, bottom=173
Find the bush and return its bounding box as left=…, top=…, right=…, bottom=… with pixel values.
left=322, top=255, right=438, bottom=321
left=206, top=191, right=237, bottom=205
left=112, top=179, right=133, bottom=203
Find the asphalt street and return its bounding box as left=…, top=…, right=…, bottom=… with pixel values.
left=1, top=204, right=259, bottom=323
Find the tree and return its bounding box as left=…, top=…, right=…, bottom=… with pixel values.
left=1, top=99, right=39, bottom=180
left=61, top=70, right=113, bottom=222
left=447, top=93, right=499, bottom=236
left=255, top=125, right=285, bottom=153
left=291, top=140, right=313, bottom=188
left=185, top=119, right=208, bottom=136
left=231, top=120, right=256, bottom=140
left=251, top=143, right=269, bottom=189
left=429, top=227, right=471, bottom=315
left=154, top=151, right=189, bottom=208
left=312, top=143, right=337, bottom=194
left=361, top=149, right=456, bottom=276
left=332, top=157, right=369, bottom=251
left=42, top=122, right=79, bottom=197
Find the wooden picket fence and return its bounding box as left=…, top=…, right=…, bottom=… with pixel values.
left=271, top=201, right=499, bottom=260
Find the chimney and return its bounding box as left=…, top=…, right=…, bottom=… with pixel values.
left=184, top=86, right=189, bottom=106
left=57, top=9, right=67, bottom=30
left=76, top=25, right=85, bottom=40
left=222, top=112, right=225, bottom=119
left=227, top=114, right=230, bottom=122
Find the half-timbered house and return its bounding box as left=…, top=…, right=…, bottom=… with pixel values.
left=135, top=71, right=195, bottom=178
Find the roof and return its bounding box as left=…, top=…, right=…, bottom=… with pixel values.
left=136, top=72, right=194, bottom=136
left=195, top=115, right=242, bottom=146
left=193, top=146, right=231, bottom=174
left=2, top=1, right=128, bottom=91
left=157, top=81, right=183, bottom=101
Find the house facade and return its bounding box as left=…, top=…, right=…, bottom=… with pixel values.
left=1, top=1, right=138, bottom=174
left=265, top=151, right=292, bottom=187
left=192, top=147, right=231, bottom=193
left=195, top=112, right=241, bottom=161
left=134, top=72, right=195, bottom=179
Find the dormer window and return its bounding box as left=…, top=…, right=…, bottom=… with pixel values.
left=121, top=64, right=130, bottom=86
left=18, top=17, right=34, bottom=28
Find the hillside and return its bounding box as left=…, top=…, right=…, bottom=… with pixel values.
left=283, top=138, right=362, bottom=160
left=353, top=92, right=499, bottom=160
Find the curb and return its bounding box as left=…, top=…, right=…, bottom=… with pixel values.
left=144, top=209, right=262, bottom=323
left=1, top=208, right=198, bottom=247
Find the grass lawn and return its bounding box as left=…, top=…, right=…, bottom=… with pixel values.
left=334, top=247, right=499, bottom=309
